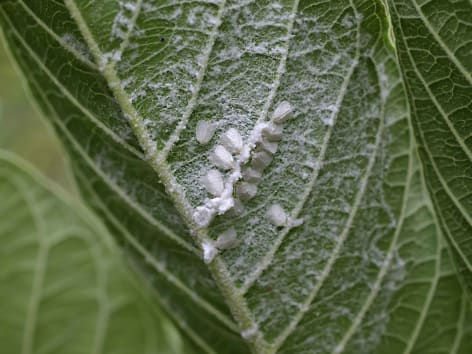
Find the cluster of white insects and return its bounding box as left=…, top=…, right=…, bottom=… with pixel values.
left=194, top=101, right=296, bottom=264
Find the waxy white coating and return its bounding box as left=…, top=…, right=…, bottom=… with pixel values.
left=215, top=228, right=239, bottom=250
left=201, top=169, right=224, bottom=196
left=260, top=139, right=279, bottom=154
left=236, top=182, right=258, bottom=201
left=272, top=101, right=293, bottom=123
left=210, top=145, right=234, bottom=170
left=252, top=150, right=273, bottom=171
left=195, top=120, right=217, bottom=144
left=202, top=240, right=218, bottom=264
left=262, top=124, right=283, bottom=141
left=266, top=203, right=288, bottom=227
left=221, top=128, right=243, bottom=153
left=242, top=168, right=262, bottom=184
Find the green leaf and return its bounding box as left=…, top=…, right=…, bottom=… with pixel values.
left=0, top=151, right=185, bottom=354
left=0, top=1, right=470, bottom=353
left=386, top=0, right=472, bottom=293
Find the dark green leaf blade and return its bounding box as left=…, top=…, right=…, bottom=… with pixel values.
left=386, top=0, right=472, bottom=293
left=1, top=0, right=471, bottom=353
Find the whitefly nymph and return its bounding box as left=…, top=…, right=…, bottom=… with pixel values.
left=272, top=101, right=293, bottom=123
left=195, top=120, right=217, bottom=144
left=267, top=203, right=288, bottom=227
left=262, top=124, right=283, bottom=141
left=201, top=169, right=224, bottom=196
left=215, top=228, right=239, bottom=250
left=251, top=150, right=273, bottom=171
left=202, top=240, right=218, bottom=264
left=242, top=168, right=262, bottom=184
left=210, top=145, right=234, bottom=170
left=221, top=128, right=243, bottom=153
left=236, top=182, right=258, bottom=201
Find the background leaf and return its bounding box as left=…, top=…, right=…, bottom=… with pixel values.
left=386, top=0, right=472, bottom=294
left=0, top=0, right=471, bottom=353
left=0, top=151, right=185, bottom=354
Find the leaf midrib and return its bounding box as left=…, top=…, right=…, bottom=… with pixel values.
left=63, top=1, right=265, bottom=352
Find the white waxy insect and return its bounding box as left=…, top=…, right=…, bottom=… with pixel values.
left=196, top=120, right=217, bottom=144
left=215, top=228, right=239, bottom=250
left=201, top=169, right=224, bottom=196
left=261, top=124, right=283, bottom=141
left=236, top=182, right=258, bottom=201
left=272, top=101, right=293, bottom=123
left=252, top=150, right=273, bottom=171
left=202, top=240, right=218, bottom=264
left=210, top=145, right=234, bottom=170
left=259, top=139, right=278, bottom=154
left=266, top=204, right=288, bottom=227
left=242, top=168, right=262, bottom=184
left=221, top=128, right=243, bottom=153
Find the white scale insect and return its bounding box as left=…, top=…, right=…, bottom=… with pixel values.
left=210, top=145, right=234, bottom=170
left=271, top=101, right=293, bottom=123
left=221, top=127, right=243, bottom=153
left=196, top=101, right=294, bottom=239
left=266, top=204, right=288, bottom=227
left=201, top=169, right=224, bottom=196
left=196, top=120, right=217, bottom=144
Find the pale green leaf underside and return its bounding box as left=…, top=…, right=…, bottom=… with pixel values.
left=0, top=0, right=471, bottom=353
left=386, top=0, right=472, bottom=293
left=0, top=151, right=183, bottom=354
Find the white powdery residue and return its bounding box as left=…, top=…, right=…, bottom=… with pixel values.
left=319, top=104, right=339, bottom=126
left=61, top=33, right=92, bottom=60
left=123, top=1, right=136, bottom=12
left=121, top=76, right=135, bottom=90
left=241, top=324, right=259, bottom=340
left=288, top=216, right=304, bottom=228
left=192, top=122, right=270, bottom=227
left=142, top=2, right=155, bottom=12
left=196, top=120, right=218, bottom=144
left=129, top=89, right=146, bottom=103
left=204, top=12, right=221, bottom=26
left=201, top=240, right=218, bottom=264
left=111, top=1, right=138, bottom=41
left=169, top=7, right=183, bottom=20
left=99, top=50, right=122, bottom=71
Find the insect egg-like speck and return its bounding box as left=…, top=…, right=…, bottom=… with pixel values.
left=262, top=124, right=283, bottom=141
left=215, top=228, right=238, bottom=250
left=236, top=182, right=258, bottom=201
left=252, top=150, right=273, bottom=171
left=221, top=128, right=243, bottom=153
left=267, top=204, right=288, bottom=227
left=196, top=120, right=217, bottom=144
left=201, top=169, right=224, bottom=196
left=242, top=168, right=262, bottom=184
left=210, top=145, right=234, bottom=170
left=272, top=101, right=293, bottom=123
left=260, top=139, right=279, bottom=154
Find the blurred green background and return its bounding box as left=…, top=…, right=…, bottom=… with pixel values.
left=0, top=39, right=71, bottom=188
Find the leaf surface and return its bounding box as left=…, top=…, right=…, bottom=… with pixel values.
left=0, top=151, right=184, bottom=354
left=386, top=0, right=472, bottom=293
left=0, top=0, right=471, bottom=353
